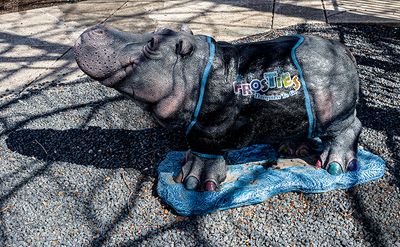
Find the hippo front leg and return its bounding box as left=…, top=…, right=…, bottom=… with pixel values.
left=319, top=116, right=362, bottom=175
left=175, top=151, right=227, bottom=191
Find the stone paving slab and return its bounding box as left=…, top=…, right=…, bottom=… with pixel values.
left=99, top=0, right=160, bottom=34
left=324, top=0, right=400, bottom=23
left=0, top=7, right=83, bottom=96
left=273, top=0, right=326, bottom=29
left=147, top=0, right=273, bottom=41
left=57, top=0, right=131, bottom=29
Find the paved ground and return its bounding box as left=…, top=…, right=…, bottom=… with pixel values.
left=0, top=1, right=399, bottom=246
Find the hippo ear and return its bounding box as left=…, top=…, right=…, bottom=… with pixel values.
left=180, top=24, right=193, bottom=35
left=147, top=35, right=160, bottom=51
left=154, top=26, right=168, bottom=34
left=176, top=38, right=194, bottom=56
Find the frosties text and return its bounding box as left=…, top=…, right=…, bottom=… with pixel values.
left=233, top=71, right=301, bottom=101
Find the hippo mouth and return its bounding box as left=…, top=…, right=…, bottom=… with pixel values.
left=96, top=60, right=137, bottom=87
left=93, top=43, right=158, bottom=87
left=76, top=52, right=143, bottom=88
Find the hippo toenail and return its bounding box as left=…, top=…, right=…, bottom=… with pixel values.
left=297, top=146, right=309, bottom=156
left=348, top=159, right=358, bottom=171
left=279, top=144, right=295, bottom=156
left=278, top=144, right=289, bottom=154
left=315, top=159, right=322, bottom=169
left=185, top=176, right=199, bottom=190
left=204, top=181, right=217, bottom=191
left=327, top=162, right=343, bottom=175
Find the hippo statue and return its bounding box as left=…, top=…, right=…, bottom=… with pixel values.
left=74, top=25, right=361, bottom=192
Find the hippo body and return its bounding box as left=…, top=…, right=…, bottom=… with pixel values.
left=74, top=25, right=361, bottom=191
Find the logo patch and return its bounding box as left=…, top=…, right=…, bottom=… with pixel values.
left=233, top=70, right=301, bottom=101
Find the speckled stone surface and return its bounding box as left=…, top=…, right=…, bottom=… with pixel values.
left=157, top=145, right=385, bottom=216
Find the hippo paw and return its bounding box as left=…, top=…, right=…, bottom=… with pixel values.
left=278, top=142, right=296, bottom=156
left=175, top=151, right=227, bottom=191
left=278, top=140, right=316, bottom=157
left=319, top=145, right=359, bottom=175
left=319, top=117, right=362, bottom=175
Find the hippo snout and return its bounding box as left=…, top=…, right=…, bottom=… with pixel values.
left=74, top=26, right=117, bottom=80
left=74, top=25, right=157, bottom=89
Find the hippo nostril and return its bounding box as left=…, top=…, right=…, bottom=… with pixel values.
left=91, top=28, right=105, bottom=36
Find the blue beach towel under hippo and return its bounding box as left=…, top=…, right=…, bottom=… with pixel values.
left=155, top=35, right=385, bottom=216
left=157, top=144, right=385, bottom=216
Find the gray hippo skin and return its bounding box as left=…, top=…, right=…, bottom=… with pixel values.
left=74, top=25, right=361, bottom=191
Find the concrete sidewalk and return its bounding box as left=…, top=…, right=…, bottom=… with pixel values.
left=0, top=0, right=399, bottom=97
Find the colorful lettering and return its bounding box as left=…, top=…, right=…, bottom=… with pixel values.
left=282, top=72, right=293, bottom=88
left=242, top=84, right=252, bottom=96
left=260, top=79, right=269, bottom=92
left=281, top=92, right=289, bottom=99
left=233, top=69, right=302, bottom=102
left=276, top=76, right=283, bottom=88
left=292, top=75, right=301, bottom=91
left=233, top=83, right=252, bottom=96
left=250, top=79, right=262, bottom=92
left=264, top=72, right=277, bottom=89
left=234, top=83, right=243, bottom=94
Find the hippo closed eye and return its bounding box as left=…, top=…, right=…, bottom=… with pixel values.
left=74, top=25, right=361, bottom=191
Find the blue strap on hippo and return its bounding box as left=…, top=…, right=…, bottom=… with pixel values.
left=185, top=36, right=216, bottom=137
left=74, top=25, right=385, bottom=209
left=185, top=36, right=224, bottom=159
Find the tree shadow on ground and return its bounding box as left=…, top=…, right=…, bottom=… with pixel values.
left=1, top=0, right=82, bottom=14
left=6, top=127, right=187, bottom=175
left=209, top=0, right=400, bottom=24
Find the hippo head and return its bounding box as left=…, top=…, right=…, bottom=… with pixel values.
left=74, top=25, right=210, bottom=118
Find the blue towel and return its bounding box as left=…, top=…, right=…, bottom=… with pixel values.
left=157, top=144, right=385, bottom=216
